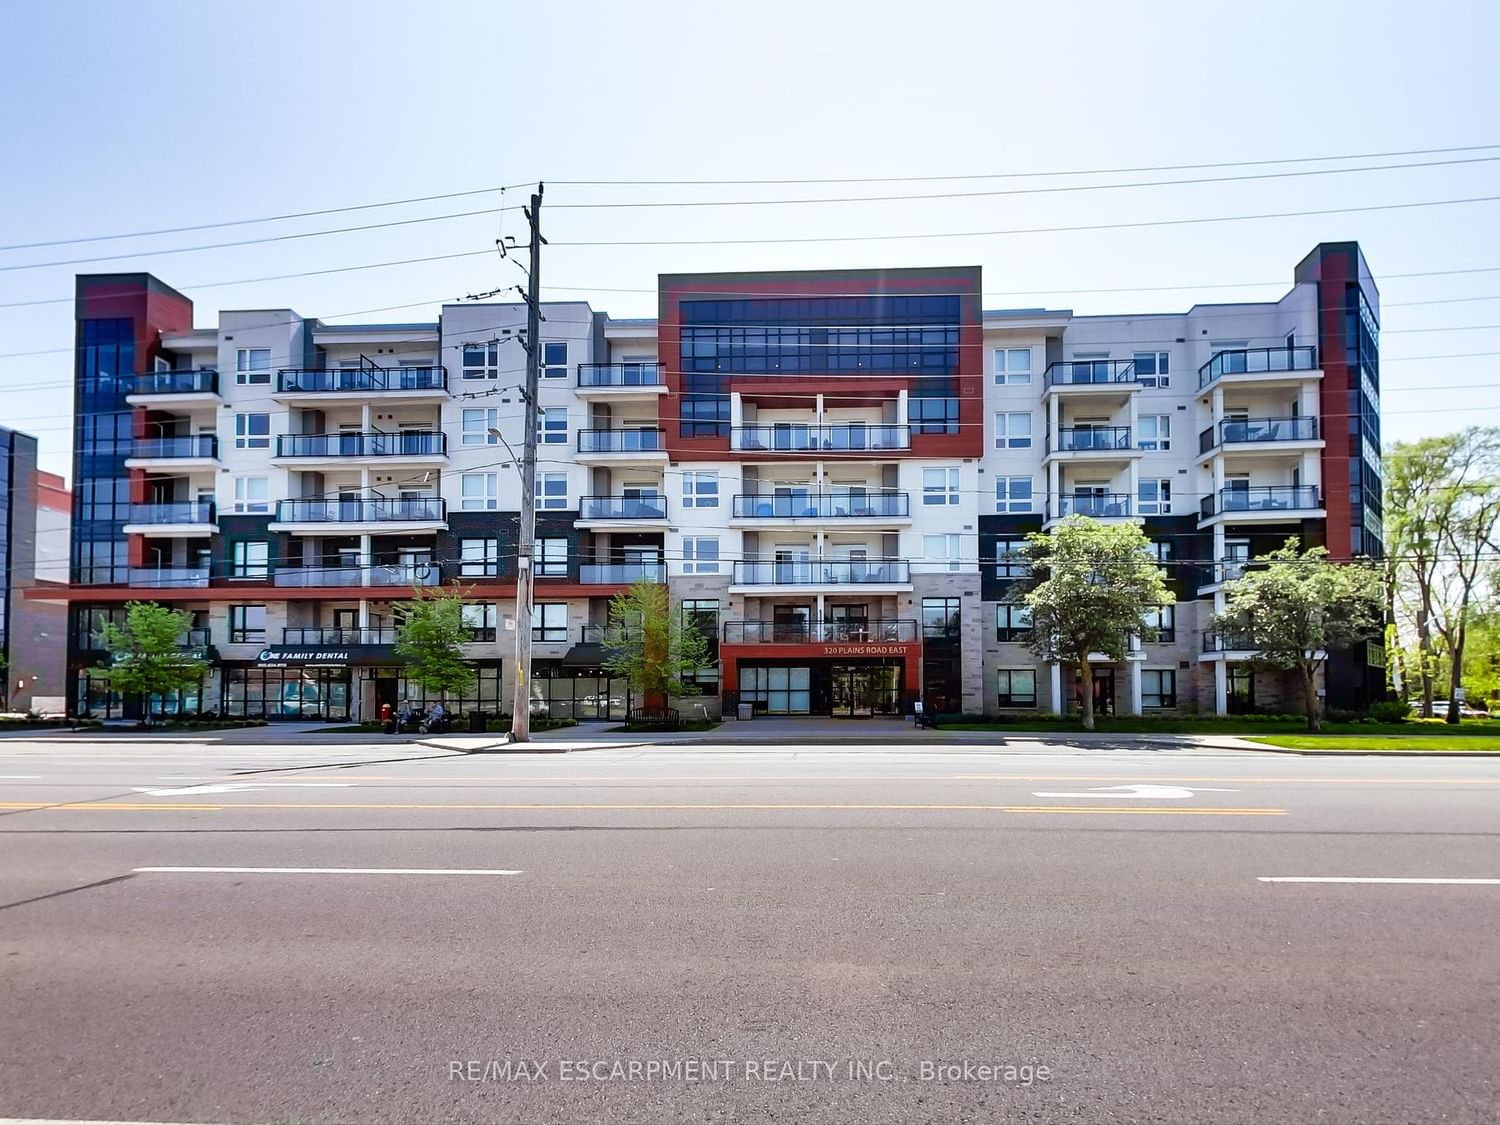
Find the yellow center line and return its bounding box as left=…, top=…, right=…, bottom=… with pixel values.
left=153, top=773, right=1500, bottom=785
left=0, top=800, right=1285, bottom=815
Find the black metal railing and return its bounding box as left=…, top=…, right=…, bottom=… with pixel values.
left=275, top=366, right=447, bottom=393
left=730, top=559, right=911, bottom=585
left=1050, top=426, right=1132, bottom=452
left=577, top=362, right=664, bottom=387
left=1200, top=486, right=1321, bottom=519
left=578, top=495, right=668, bottom=520
left=274, top=497, right=446, bottom=523
left=126, top=500, right=216, bottom=525
left=579, top=562, right=666, bottom=583
left=729, top=424, right=911, bottom=452
left=1050, top=493, right=1132, bottom=519
left=1203, top=630, right=1258, bottom=652
left=128, top=368, right=218, bottom=395
left=731, top=490, right=910, bottom=519
left=722, top=619, right=918, bottom=643
left=282, top=627, right=398, bottom=646
left=130, top=434, right=218, bottom=459
left=1217, top=416, right=1319, bottom=446
left=1197, top=346, right=1317, bottom=389
left=1043, top=359, right=1139, bottom=388
left=275, top=431, right=446, bottom=458
left=577, top=428, right=666, bottom=453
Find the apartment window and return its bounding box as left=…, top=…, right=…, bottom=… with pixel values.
left=682, top=471, right=719, bottom=508
left=996, top=538, right=1030, bottom=579
left=232, top=476, right=269, bottom=514
left=995, top=603, right=1033, bottom=642
left=462, top=408, right=500, bottom=446
left=682, top=536, right=720, bottom=574
left=1138, top=415, right=1171, bottom=451
left=459, top=537, right=500, bottom=577
left=234, top=413, right=270, bottom=449
left=537, top=406, right=567, bottom=445
left=1150, top=540, right=1174, bottom=570
left=1142, top=668, right=1177, bottom=709
left=994, top=412, right=1033, bottom=449
left=532, top=603, right=567, bottom=642
left=228, top=604, right=267, bottom=644
left=993, top=347, right=1032, bottom=385
left=533, top=537, right=568, bottom=577
left=235, top=348, right=271, bottom=385
left=1138, top=478, right=1172, bottom=515
left=908, top=396, right=958, bottom=435
left=995, top=476, right=1033, bottom=513
left=461, top=603, right=498, bottom=642
left=1133, top=352, right=1171, bottom=386
left=1142, top=603, right=1176, bottom=643
left=541, top=341, right=568, bottom=379
left=921, top=597, right=960, bottom=637
left=536, top=472, right=567, bottom=510
left=681, top=599, right=720, bottom=644
left=231, top=541, right=269, bottom=579
left=462, top=342, right=499, bottom=380
left=923, top=466, right=960, bottom=506
left=997, top=668, right=1037, bottom=708
left=461, top=472, right=499, bottom=511
left=923, top=533, right=962, bottom=573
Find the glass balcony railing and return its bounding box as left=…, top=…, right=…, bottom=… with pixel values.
left=127, top=501, right=216, bottom=525
left=1043, top=360, right=1139, bottom=388
left=578, top=495, right=668, bottom=520
left=577, top=428, right=666, bottom=453
left=1197, top=346, right=1317, bottom=390
left=1200, top=486, right=1321, bottom=519
left=1217, top=416, right=1318, bottom=447
left=128, top=369, right=218, bottom=395
left=1203, top=630, right=1258, bottom=652
left=730, top=559, right=911, bottom=585
left=276, top=367, right=447, bottom=394
left=126, top=566, right=210, bottom=588
left=579, top=624, right=641, bottom=645
left=274, top=498, right=446, bottom=523
left=1051, top=493, right=1132, bottom=519
left=272, top=563, right=441, bottom=587
left=577, top=363, right=664, bottom=387
left=579, top=562, right=666, bottom=583
left=722, top=619, right=918, bottom=643
left=729, top=424, right=911, bottom=453
left=731, top=491, right=910, bottom=518
left=275, top=432, right=446, bottom=458
left=282, top=627, right=396, bottom=645
left=131, top=434, right=218, bottom=459
left=1051, top=426, right=1132, bottom=452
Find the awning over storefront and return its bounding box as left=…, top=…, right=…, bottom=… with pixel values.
left=561, top=643, right=607, bottom=667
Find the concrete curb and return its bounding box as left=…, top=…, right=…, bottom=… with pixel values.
left=1234, top=742, right=1500, bottom=757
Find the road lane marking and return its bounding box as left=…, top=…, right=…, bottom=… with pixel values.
left=1032, top=784, right=1237, bottom=799
left=0, top=1117, right=223, bottom=1124
left=135, top=866, right=522, bottom=876
left=1258, top=876, right=1500, bottom=885
left=132, top=783, right=354, bottom=796
left=0, top=800, right=1285, bottom=815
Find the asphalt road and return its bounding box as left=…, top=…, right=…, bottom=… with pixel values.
left=0, top=736, right=1497, bottom=1125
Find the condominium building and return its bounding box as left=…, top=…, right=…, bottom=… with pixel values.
left=61, top=244, right=1383, bottom=721
left=1, top=429, right=70, bottom=713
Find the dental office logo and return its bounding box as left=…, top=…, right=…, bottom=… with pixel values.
left=257, top=648, right=352, bottom=664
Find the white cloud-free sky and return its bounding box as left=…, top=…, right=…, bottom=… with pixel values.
left=2, top=0, right=1497, bottom=478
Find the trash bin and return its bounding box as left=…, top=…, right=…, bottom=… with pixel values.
left=468, top=710, right=487, bottom=733
left=737, top=702, right=754, bottom=722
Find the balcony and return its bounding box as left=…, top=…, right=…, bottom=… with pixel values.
left=274, top=431, right=447, bottom=461
left=125, top=434, right=219, bottom=469
left=1198, top=416, right=1320, bottom=455
left=729, top=424, right=911, bottom=454
left=577, top=495, right=668, bottom=521
left=1046, top=426, right=1134, bottom=458
left=271, top=497, right=446, bottom=532
left=1043, top=360, right=1141, bottom=392
left=1202, top=630, right=1258, bottom=653
left=272, top=562, right=441, bottom=588
left=730, top=559, right=911, bottom=588
left=274, top=366, right=448, bottom=400
left=1049, top=493, right=1133, bottom=520
left=576, top=428, right=667, bottom=463
left=123, top=500, right=217, bottom=535
left=576, top=363, right=667, bottom=400
left=579, top=562, right=666, bottom=584
left=283, top=627, right=396, bottom=646
left=731, top=490, right=910, bottom=521
left=1198, top=346, right=1318, bottom=391
left=124, top=368, right=219, bottom=406
left=126, top=566, right=210, bottom=589
left=722, top=619, right=918, bottom=644
left=1199, top=486, right=1322, bottom=521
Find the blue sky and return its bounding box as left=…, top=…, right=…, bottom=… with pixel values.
left=2, top=0, right=1497, bottom=478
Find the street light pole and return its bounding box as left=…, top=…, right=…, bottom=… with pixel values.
left=509, top=185, right=544, bottom=743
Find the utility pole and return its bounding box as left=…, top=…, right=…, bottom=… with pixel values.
left=509, top=183, right=544, bottom=743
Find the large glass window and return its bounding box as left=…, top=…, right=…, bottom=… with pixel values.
left=235, top=348, right=271, bottom=385
left=231, top=541, right=269, bottom=578
left=462, top=342, right=499, bottom=380
left=738, top=666, right=812, bottom=715
left=461, top=473, right=499, bottom=511
left=997, top=668, right=1037, bottom=708
left=995, top=539, right=1030, bottom=580
left=994, top=412, right=1032, bottom=449
left=1133, top=352, right=1170, bottom=386
left=234, top=413, right=270, bottom=449
left=682, top=536, right=720, bottom=574
left=923, top=533, right=962, bottom=572
left=682, top=471, right=719, bottom=508
left=537, top=407, right=567, bottom=445
left=462, top=603, right=497, bottom=641
left=460, top=537, right=500, bottom=577
left=533, top=603, right=568, bottom=642
left=994, top=348, right=1032, bottom=385
left=533, top=538, right=568, bottom=577
left=541, top=341, right=568, bottom=379
left=1142, top=668, right=1177, bottom=709
left=1142, top=603, right=1176, bottom=643
left=229, top=605, right=267, bottom=644
left=1137, top=415, right=1171, bottom=451
left=922, top=467, right=960, bottom=506
left=921, top=597, right=960, bottom=638
left=996, top=603, right=1033, bottom=641
left=1138, top=478, right=1172, bottom=516
left=233, top=477, right=268, bottom=514
left=463, top=408, right=500, bottom=446
left=536, top=473, right=567, bottom=510
left=908, top=396, right=958, bottom=435
left=995, top=476, right=1033, bottom=513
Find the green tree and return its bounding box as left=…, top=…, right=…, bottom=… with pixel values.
left=603, top=579, right=712, bottom=710
left=94, top=601, right=207, bottom=723
left=1214, top=540, right=1382, bottom=732
left=1015, top=517, right=1171, bottom=731
left=393, top=590, right=475, bottom=702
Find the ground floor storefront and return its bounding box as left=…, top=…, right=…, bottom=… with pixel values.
left=721, top=647, right=921, bottom=717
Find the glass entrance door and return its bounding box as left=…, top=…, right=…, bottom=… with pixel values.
left=830, top=665, right=900, bottom=717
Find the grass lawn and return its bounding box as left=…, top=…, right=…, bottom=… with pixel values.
left=939, top=717, right=1500, bottom=739
left=1247, top=734, right=1500, bottom=751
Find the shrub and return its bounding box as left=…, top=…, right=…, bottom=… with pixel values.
left=1369, top=700, right=1413, bottom=723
